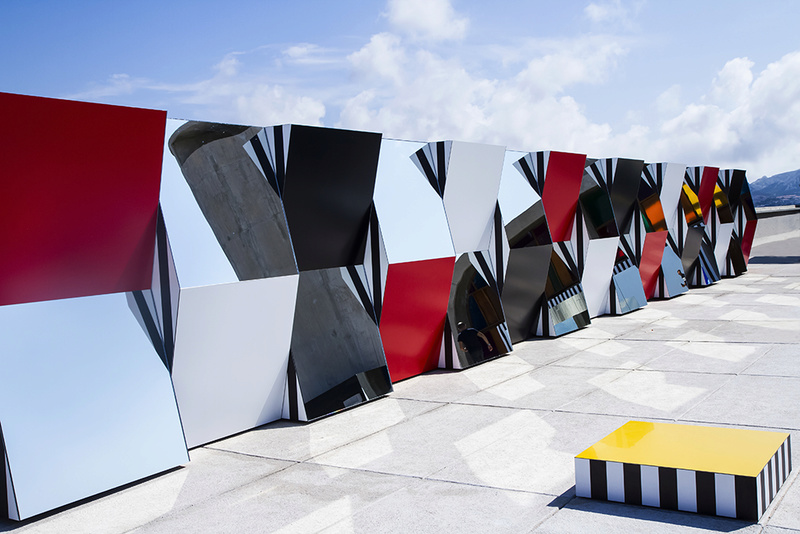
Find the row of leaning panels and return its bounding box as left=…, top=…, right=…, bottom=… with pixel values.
left=0, top=92, right=761, bottom=521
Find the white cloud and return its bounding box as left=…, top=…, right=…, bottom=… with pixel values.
left=385, top=0, right=468, bottom=41
left=653, top=52, right=800, bottom=176
left=68, top=52, right=326, bottom=127
left=584, top=0, right=628, bottom=23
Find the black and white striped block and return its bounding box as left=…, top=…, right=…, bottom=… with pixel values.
left=575, top=424, right=791, bottom=521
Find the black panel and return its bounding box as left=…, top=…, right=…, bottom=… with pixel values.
left=505, top=201, right=552, bottom=248
left=735, top=475, right=758, bottom=521
left=281, top=125, right=382, bottom=272
left=610, top=158, right=644, bottom=234
left=623, top=463, right=642, bottom=505
left=168, top=121, right=298, bottom=279
left=579, top=174, right=618, bottom=239
left=658, top=467, right=678, bottom=510
left=0, top=425, right=7, bottom=520
left=131, top=290, right=167, bottom=368
left=695, top=470, right=716, bottom=516
left=303, top=366, right=392, bottom=421
left=501, top=245, right=552, bottom=343
left=290, top=268, right=391, bottom=421
left=589, top=460, right=607, bottom=500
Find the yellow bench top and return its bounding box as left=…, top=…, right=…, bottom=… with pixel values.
left=576, top=421, right=789, bottom=477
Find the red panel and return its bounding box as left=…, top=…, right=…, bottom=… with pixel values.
left=0, top=93, right=165, bottom=306
left=742, top=219, right=757, bottom=265
left=379, top=257, right=455, bottom=382
left=541, top=151, right=586, bottom=242
left=698, top=166, right=719, bottom=224
left=639, top=231, right=668, bottom=300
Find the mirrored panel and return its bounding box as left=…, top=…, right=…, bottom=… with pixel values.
left=0, top=292, right=188, bottom=520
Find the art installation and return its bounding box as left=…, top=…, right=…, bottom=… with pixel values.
left=681, top=166, right=723, bottom=287
left=509, top=151, right=592, bottom=337
left=641, top=162, right=689, bottom=299
left=575, top=421, right=792, bottom=521
left=0, top=92, right=761, bottom=521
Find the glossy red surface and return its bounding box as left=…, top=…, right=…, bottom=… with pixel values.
left=639, top=231, right=668, bottom=299
left=698, top=166, right=720, bottom=224
left=0, top=93, right=165, bottom=305
left=742, top=219, right=757, bottom=265
left=541, top=151, right=586, bottom=242
left=380, top=256, right=455, bottom=382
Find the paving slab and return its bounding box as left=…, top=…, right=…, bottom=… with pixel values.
left=553, top=338, right=680, bottom=370
left=645, top=341, right=772, bottom=374
left=208, top=397, right=442, bottom=462
left=679, top=374, right=800, bottom=430
left=743, top=344, right=800, bottom=377
left=559, top=369, right=733, bottom=420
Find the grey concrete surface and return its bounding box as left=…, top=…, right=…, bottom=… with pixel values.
left=1, top=226, right=798, bottom=533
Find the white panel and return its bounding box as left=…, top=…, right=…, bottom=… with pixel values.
left=583, top=237, right=619, bottom=317
left=771, top=457, right=778, bottom=499
left=715, top=473, right=737, bottom=518
left=606, top=461, right=625, bottom=502
left=641, top=465, right=660, bottom=507
left=661, top=162, right=688, bottom=232
left=498, top=150, right=542, bottom=225
left=713, top=222, right=735, bottom=270
left=172, top=275, right=299, bottom=448
left=159, top=119, right=238, bottom=288
left=575, top=458, right=592, bottom=498
left=373, top=139, right=455, bottom=263
left=0, top=293, right=188, bottom=520
left=756, top=471, right=763, bottom=515
left=676, top=469, right=697, bottom=512
left=5, top=453, right=18, bottom=521
left=443, top=141, right=506, bottom=254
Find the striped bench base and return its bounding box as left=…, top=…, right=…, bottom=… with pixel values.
left=575, top=421, right=792, bottom=521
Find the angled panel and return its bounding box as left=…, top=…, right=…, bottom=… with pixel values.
left=373, top=139, right=454, bottom=263
left=0, top=292, right=188, bottom=520
left=168, top=120, right=297, bottom=280
left=279, top=126, right=382, bottom=271
left=159, top=119, right=238, bottom=287
left=380, top=257, right=455, bottom=382
left=0, top=92, right=164, bottom=306
left=441, top=142, right=506, bottom=254
left=290, top=267, right=392, bottom=421
left=171, top=276, right=299, bottom=448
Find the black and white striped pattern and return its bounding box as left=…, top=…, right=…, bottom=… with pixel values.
left=613, top=257, right=634, bottom=275
left=244, top=125, right=292, bottom=198
left=513, top=151, right=550, bottom=196
left=548, top=284, right=583, bottom=308
left=410, top=141, right=452, bottom=198
left=127, top=206, right=179, bottom=372
left=575, top=435, right=792, bottom=521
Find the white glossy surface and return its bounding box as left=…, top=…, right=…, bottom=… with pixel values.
left=660, top=162, right=687, bottom=232
left=442, top=141, right=506, bottom=254
left=171, top=275, right=299, bottom=448
left=0, top=292, right=188, bottom=520
left=373, top=139, right=455, bottom=263
left=582, top=237, right=619, bottom=318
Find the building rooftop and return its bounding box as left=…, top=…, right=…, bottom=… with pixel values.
left=3, top=210, right=798, bottom=534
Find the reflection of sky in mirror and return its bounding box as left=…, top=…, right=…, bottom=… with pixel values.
left=0, top=292, right=187, bottom=518
left=498, top=150, right=542, bottom=224
left=159, top=119, right=238, bottom=288
left=373, top=139, right=454, bottom=264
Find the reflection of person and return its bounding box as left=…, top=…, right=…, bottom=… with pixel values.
left=456, top=321, right=492, bottom=361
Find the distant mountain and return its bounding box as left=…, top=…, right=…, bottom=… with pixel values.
left=750, top=169, right=800, bottom=207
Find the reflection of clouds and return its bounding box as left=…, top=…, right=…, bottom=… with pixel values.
left=590, top=370, right=706, bottom=412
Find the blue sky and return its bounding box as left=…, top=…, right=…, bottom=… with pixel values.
left=3, top=0, right=799, bottom=179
